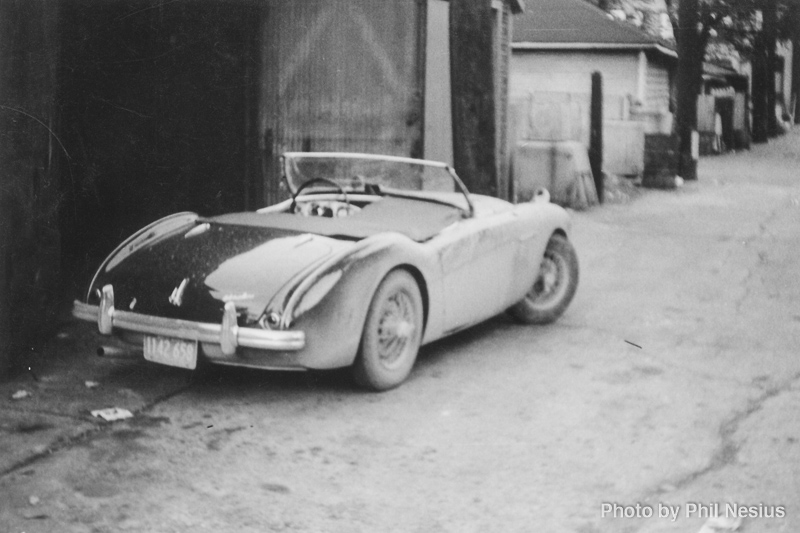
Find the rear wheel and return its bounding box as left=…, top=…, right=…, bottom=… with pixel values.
left=353, top=270, right=423, bottom=391
left=509, top=233, right=579, bottom=324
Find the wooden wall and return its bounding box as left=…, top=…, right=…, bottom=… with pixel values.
left=0, top=0, right=62, bottom=375
left=258, top=0, right=426, bottom=205
left=425, top=0, right=454, bottom=166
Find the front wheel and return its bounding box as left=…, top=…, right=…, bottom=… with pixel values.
left=508, top=233, right=579, bottom=324
left=353, top=270, right=423, bottom=391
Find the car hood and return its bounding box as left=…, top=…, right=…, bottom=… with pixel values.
left=92, top=221, right=353, bottom=324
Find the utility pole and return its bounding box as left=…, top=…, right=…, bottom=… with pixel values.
left=676, top=0, right=699, bottom=180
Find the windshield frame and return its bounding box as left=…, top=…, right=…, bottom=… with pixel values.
left=280, top=152, right=475, bottom=218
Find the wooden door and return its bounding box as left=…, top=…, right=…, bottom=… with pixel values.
left=258, top=0, right=426, bottom=206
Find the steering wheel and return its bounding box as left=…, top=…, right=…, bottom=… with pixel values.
left=290, top=177, right=350, bottom=214
left=351, top=174, right=366, bottom=191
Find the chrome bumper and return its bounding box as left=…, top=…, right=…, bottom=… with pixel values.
left=72, top=285, right=305, bottom=356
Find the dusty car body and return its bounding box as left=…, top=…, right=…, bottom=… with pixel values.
left=73, top=152, right=579, bottom=390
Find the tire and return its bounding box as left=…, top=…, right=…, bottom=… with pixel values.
left=353, top=270, right=423, bottom=391
left=508, top=233, right=579, bottom=324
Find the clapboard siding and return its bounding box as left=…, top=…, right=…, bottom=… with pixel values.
left=510, top=51, right=641, bottom=102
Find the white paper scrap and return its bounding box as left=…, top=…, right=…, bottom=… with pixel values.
left=11, top=390, right=31, bottom=400
left=697, top=515, right=742, bottom=533
left=90, top=408, right=134, bottom=421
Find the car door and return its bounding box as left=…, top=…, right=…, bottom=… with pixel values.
left=435, top=209, right=525, bottom=334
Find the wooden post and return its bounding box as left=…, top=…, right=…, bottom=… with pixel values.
left=589, top=71, right=604, bottom=203
left=449, top=0, right=497, bottom=196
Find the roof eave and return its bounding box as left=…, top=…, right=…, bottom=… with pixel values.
left=654, top=43, right=678, bottom=59
left=512, top=41, right=677, bottom=59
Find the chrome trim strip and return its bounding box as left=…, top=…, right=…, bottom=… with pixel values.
left=73, top=300, right=99, bottom=322
left=280, top=152, right=475, bottom=218
left=283, top=151, right=450, bottom=168
left=72, top=300, right=305, bottom=353
left=211, top=360, right=307, bottom=371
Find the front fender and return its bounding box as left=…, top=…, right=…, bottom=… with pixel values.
left=508, top=201, right=574, bottom=298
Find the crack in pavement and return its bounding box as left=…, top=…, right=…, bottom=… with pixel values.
left=644, top=370, right=800, bottom=499
left=615, top=371, right=800, bottom=533
left=0, top=382, right=194, bottom=478
left=2, top=407, right=93, bottom=423
left=734, top=205, right=782, bottom=315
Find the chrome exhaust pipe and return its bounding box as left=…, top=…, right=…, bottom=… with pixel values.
left=96, top=345, right=137, bottom=358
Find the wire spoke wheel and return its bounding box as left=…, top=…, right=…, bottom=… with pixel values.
left=376, top=291, right=416, bottom=367
left=528, top=249, right=568, bottom=307
left=353, top=270, right=423, bottom=391
left=509, top=233, right=579, bottom=325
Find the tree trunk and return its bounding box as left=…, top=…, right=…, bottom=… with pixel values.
left=763, top=0, right=779, bottom=136
left=752, top=32, right=770, bottom=142
left=753, top=0, right=779, bottom=140
left=794, top=24, right=800, bottom=124
left=676, top=0, right=699, bottom=180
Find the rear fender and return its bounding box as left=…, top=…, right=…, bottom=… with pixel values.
left=86, top=212, right=199, bottom=302
left=274, top=233, right=441, bottom=370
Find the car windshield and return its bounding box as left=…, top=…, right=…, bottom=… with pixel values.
left=282, top=152, right=473, bottom=214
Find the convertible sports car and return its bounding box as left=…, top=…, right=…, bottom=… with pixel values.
left=73, top=152, right=579, bottom=390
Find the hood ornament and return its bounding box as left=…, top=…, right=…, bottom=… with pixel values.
left=169, top=278, right=189, bottom=307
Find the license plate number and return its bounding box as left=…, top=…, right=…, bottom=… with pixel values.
left=143, top=335, right=198, bottom=370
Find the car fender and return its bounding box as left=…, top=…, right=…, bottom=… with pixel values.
left=507, top=200, right=574, bottom=299
left=274, top=232, right=443, bottom=370
left=86, top=212, right=199, bottom=302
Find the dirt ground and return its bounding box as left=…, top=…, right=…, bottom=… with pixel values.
left=1, top=130, right=799, bottom=533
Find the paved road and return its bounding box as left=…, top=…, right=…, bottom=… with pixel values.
left=1, top=130, right=799, bottom=533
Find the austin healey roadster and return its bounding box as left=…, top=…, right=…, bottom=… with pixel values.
left=73, top=153, right=579, bottom=390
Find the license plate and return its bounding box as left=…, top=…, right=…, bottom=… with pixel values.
left=143, top=335, right=198, bottom=370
